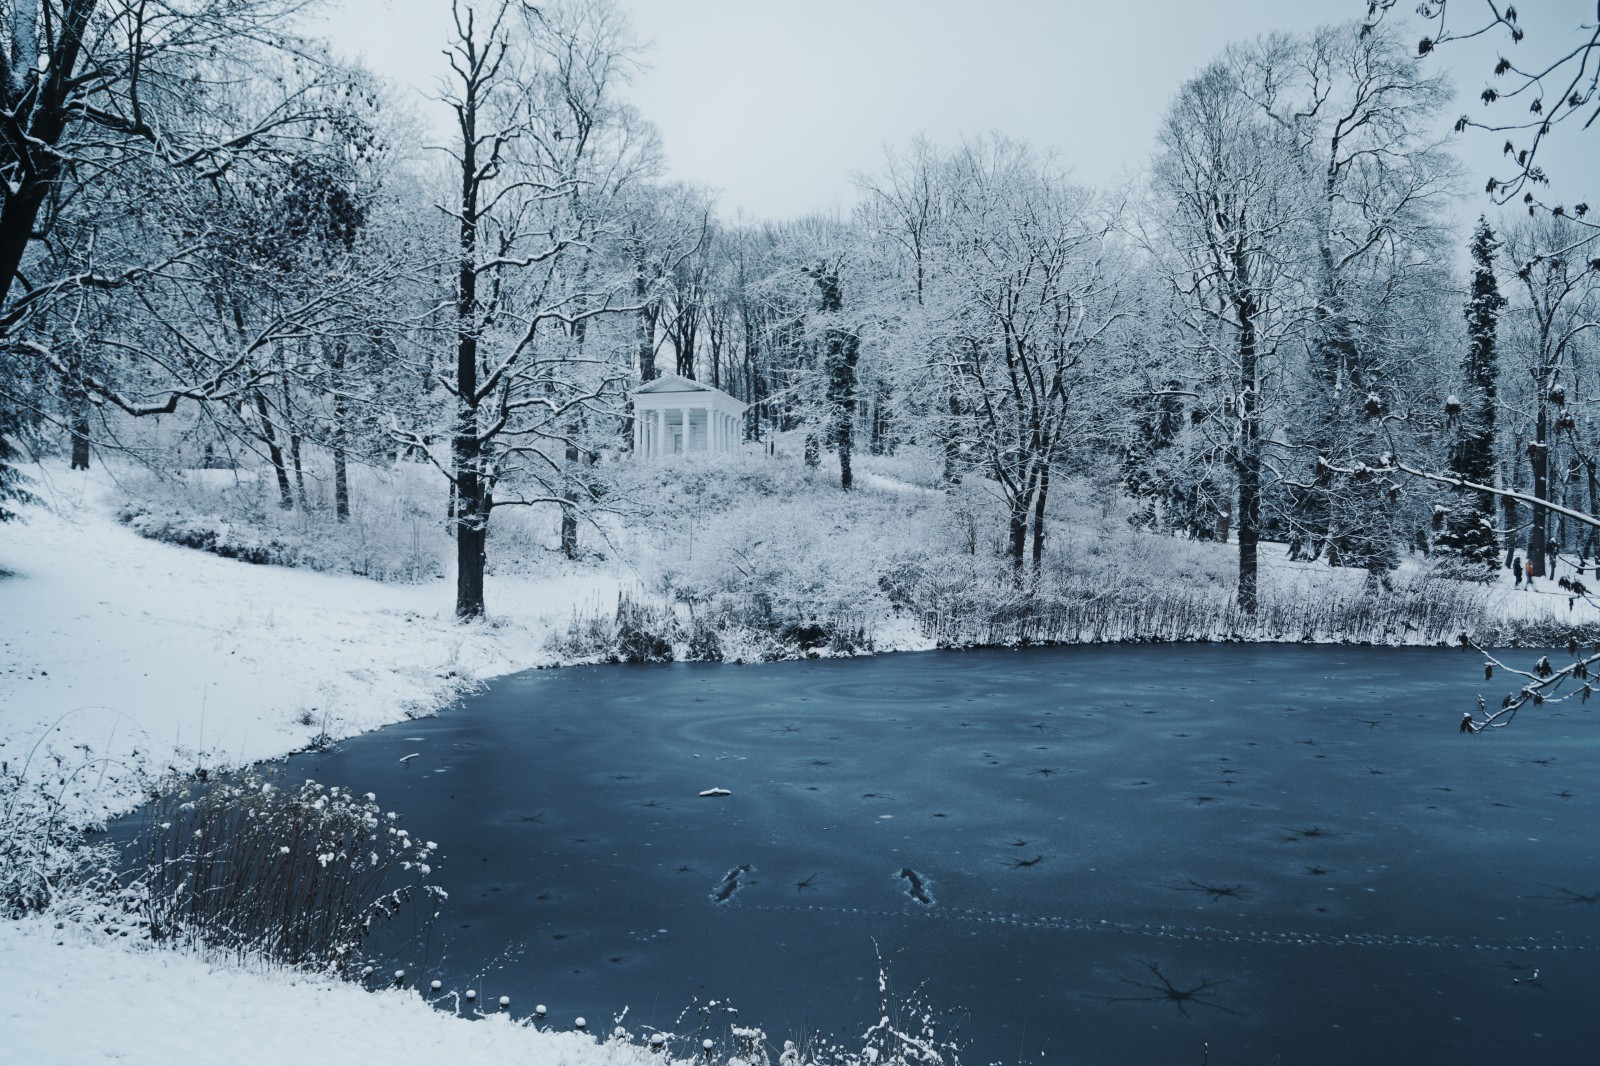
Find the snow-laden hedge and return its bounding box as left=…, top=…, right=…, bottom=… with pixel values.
left=113, top=464, right=453, bottom=582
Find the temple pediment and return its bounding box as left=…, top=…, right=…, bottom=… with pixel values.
left=633, top=374, right=719, bottom=395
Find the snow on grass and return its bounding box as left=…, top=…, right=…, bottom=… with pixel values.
left=0, top=464, right=654, bottom=1064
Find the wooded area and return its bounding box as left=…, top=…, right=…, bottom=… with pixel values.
left=0, top=0, right=1596, bottom=635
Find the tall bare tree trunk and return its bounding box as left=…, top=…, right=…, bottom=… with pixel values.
left=453, top=35, right=487, bottom=621
left=282, top=377, right=307, bottom=510
left=253, top=391, right=294, bottom=510
left=1235, top=284, right=1261, bottom=614
left=331, top=340, right=350, bottom=522
left=1031, top=462, right=1051, bottom=574
left=67, top=387, right=90, bottom=470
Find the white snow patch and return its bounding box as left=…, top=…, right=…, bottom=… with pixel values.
left=0, top=918, right=659, bottom=1066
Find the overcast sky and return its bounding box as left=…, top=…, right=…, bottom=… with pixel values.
left=313, top=0, right=1596, bottom=225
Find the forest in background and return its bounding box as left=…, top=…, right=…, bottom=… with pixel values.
left=0, top=1, right=1597, bottom=663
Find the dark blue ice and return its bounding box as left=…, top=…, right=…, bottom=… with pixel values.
left=279, top=645, right=1600, bottom=1064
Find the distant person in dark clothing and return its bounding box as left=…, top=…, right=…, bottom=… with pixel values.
left=1514, top=556, right=1523, bottom=589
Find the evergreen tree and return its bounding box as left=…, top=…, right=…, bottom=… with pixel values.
left=1436, top=217, right=1504, bottom=574
left=0, top=419, right=31, bottom=522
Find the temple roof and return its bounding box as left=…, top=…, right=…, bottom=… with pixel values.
left=632, top=373, right=746, bottom=410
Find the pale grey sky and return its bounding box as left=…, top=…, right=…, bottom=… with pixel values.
left=314, top=0, right=1596, bottom=224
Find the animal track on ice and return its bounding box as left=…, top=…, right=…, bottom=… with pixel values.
left=1169, top=877, right=1251, bottom=902
left=718, top=900, right=1596, bottom=953
left=897, top=867, right=934, bottom=906
left=711, top=863, right=754, bottom=904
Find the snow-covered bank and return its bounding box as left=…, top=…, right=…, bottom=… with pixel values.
left=1, top=466, right=629, bottom=825
left=0, top=468, right=670, bottom=1064
left=0, top=917, right=665, bottom=1066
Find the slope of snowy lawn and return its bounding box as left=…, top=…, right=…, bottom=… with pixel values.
left=0, top=464, right=629, bottom=825
left=0, top=917, right=667, bottom=1066
left=0, top=465, right=660, bottom=1065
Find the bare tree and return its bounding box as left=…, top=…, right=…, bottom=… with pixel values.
left=0, top=0, right=353, bottom=503
left=1499, top=214, right=1600, bottom=575
left=1152, top=64, right=1314, bottom=611
left=1234, top=23, right=1454, bottom=573
left=432, top=0, right=644, bottom=618
left=1365, top=0, right=1599, bottom=216
left=868, top=137, right=1128, bottom=577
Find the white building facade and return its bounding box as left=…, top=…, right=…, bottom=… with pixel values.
left=631, top=374, right=748, bottom=459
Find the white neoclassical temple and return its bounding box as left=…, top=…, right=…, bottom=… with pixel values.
left=631, top=374, right=748, bottom=459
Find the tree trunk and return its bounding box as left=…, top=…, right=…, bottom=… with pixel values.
left=290, top=430, right=307, bottom=510
left=1008, top=498, right=1029, bottom=580
left=1031, top=462, right=1051, bottom=574
left=1529, top=405, right=1549, bottom=578
left=943, top=389, right=963, bottom=485
left=331, top=341, right=350, bottom=522
left=68, top=391, right=90, bottom=470
left=254, top=391, right=294, bottom=510
left=282, top=378, right=307, bottom=511
left=636, top=254, right=657, bottom=382
left=0, top=0, right=95, bottom=312
left=1235, top=290, right=1261, bottom=614
left=832, top=332, right=858, bottom=492
left=560, top=441, right=580, bottom=559
left=454, top=70, right=487, bottom=621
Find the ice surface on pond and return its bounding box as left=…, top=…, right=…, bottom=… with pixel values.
left=279, top=645, right=1600, bottom=1065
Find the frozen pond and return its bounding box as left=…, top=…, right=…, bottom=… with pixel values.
left=284, top=645, right=1598, bottom=1064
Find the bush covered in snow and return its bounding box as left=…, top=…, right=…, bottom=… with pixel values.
left=113, top=465, right=450, bottom=582
left=110, top=458, right=608, bottom=583
left=103, top=448, right=1567, bottom=655
left=0, top=753, right=117, bottom=919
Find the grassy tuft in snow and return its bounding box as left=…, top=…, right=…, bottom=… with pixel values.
left=127, top=771, right=441, bottom=972
left=888, top=555, right=1494, bottom=646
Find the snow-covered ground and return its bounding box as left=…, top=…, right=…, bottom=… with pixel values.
left=0, top=466, right=676, bottom=1065
left=1, top=460, right=1591, bottom=1063
left=0, top=916, right=668, bottom=1066
left=1, top=466, right=634, bottom=825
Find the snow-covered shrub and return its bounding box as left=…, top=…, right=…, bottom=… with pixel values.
left=113, top=464, right=450, bottom=582
left=117, top=503, right=298, bottom=566
left=0, top=755, right=114, bottom=918
left=129, top=772, right=441, bottom=971
left=641, top=478, right=917, bottom=659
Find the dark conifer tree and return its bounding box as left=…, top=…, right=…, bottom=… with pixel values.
left=1436, top=217, right=1504, bottom=574
left=0, top=415, right=31, bottom=521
